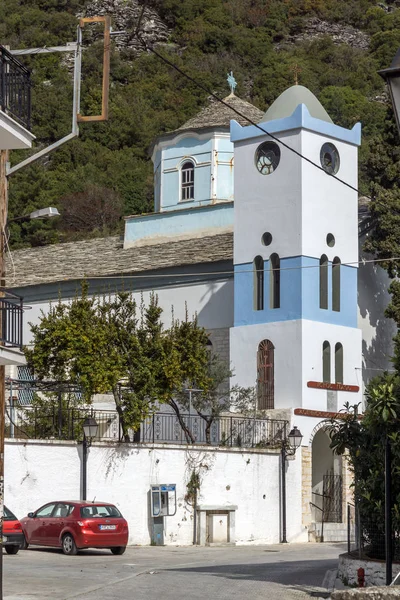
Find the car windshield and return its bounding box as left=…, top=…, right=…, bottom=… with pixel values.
left=4, top=506, right=17, bottom=521
left=80, top=505, right=122, bottom=518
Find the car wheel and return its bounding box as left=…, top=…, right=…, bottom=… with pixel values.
left=62, top=534, right=77, bottom=556
left=20, top=535, right=28, bottom=550
left=110, top=546, right=126, bottom=555
left=5, top=545, right=19, bottom=555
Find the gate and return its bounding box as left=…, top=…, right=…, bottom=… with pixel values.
left=323, top=471, right=343, bottom=523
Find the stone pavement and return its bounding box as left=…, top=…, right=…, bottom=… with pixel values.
left=4, top=542, right=346, bottom=600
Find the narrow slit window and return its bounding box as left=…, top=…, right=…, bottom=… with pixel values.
left=270, top=253, right=280, bottom=309
left=257, top=340, right=274, bottom=409
left=332, top=257, right=341, bottom=312
left=253, top=255, right=264, bottom=310
left=335, top=343, right=343, bottom=383
left=181, top=161, right=194, bottom=201
left=320, top=255, right=328, bottom=310
left=323, top=341, right=331, bottom=383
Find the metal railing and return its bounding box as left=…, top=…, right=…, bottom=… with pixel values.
left=5, top=406, right=120, bottom=442
left=0, top=293, right=23, bottom=348
left=140, top=412, right=287, bottom=447
left=5, top=406, right=288, bottom=448
left=0, top=46, right=31, bottom=129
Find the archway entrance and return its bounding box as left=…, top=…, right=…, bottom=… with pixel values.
left=311, top=428, right=342, bottom=523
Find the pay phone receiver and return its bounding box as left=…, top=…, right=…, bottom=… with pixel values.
left=151, top=484, right=177, bottom=517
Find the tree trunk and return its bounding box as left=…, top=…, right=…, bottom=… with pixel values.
left=168, top=399, right=195, bottom=444
left=112, top=387, right=131, bottom=442
left=205, top=418, right=214, bottom=444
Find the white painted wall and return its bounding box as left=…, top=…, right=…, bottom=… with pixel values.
left=230, top=320, right=303, bottom=408
left=301, top=131, right=358, bottom=265
left=22, top=280, right=234, bottom=346
left=230, top=319, right=362, bottom=412
left=233, top=130, right=302, bottom=265
left=5, top=440, right=305, bottom=546
left=301, top=320, right=362, bottom=412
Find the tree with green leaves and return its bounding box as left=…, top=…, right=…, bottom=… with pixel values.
left=328, top=374, right=400, bottom=558
left=24, top=284, right=226, bottom=442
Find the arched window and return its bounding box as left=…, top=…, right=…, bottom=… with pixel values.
left=335, top=343, right=343, bottom=384
left=319, top=255, right=328, bottom=310
left=253, top=256, right=264, bottom=310
left=257, top=340, right=274, bottom=409
left=323, top=341, right=331, bottom=383
left=270, top=253, right=280, bottom=309
left=181, top=161, right=195, bottom=201
left=332, top=257, right=341, bottom=312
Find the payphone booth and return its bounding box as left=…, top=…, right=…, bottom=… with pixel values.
left=150, top=484, right=177, bottom=545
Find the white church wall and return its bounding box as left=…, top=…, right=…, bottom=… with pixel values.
left=301, top=131, right=358, bottom=265
left=230, top=320, right=303, bottom=408
left=22, top=279, right=234, bottom=347
left=5, top=439, right=305, bottom=545
left=230, top=319, right=362, bottom=413
left=233, top=129, right=302, bottom=266
left=301, top=321, right=363, bottom=412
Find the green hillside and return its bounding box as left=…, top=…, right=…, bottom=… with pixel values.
left=1, top=0, right=400, bottom=248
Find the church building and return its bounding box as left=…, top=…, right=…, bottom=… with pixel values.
left=5, top=80, right=393, bottom=543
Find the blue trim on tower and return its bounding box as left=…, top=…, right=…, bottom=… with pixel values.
left=234, top=256, right=358, bottom=328
left=230, top=104, right=361, bottom=146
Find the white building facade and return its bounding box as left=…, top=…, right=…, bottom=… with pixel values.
left=4, top=83, right=393, bottom=544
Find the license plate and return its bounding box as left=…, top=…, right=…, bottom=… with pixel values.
left=99, top=525, right=116, bottom=531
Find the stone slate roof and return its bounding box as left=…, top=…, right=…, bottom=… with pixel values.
left=6, top=232, right=234, bottom=289
left=176, top=94, right=264, bottom=131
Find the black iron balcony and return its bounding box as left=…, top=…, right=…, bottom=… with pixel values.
left=0, top=292, right=23, bottom=348
left=0, top=46, right=31, bottom=130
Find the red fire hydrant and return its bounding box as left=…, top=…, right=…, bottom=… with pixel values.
left=357, top=567, right=365, bottom=588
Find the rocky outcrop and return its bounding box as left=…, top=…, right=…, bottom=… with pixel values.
left=277, top=17, right=370, bottom=51
left=79, top=0, right=170, bottom=52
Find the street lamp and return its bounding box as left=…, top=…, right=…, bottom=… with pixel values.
left=281, top=425, right=303, bottom=544
left=8, top=206, right=60, bottom=222
left=81, top=416, right=98, bottom=501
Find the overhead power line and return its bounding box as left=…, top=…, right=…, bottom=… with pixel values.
left=84, top=254, right=400, bottom=281
left=136, top=35, right=368, bottom=199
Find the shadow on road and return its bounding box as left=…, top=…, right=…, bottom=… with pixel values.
left=163, top=557, right=337, bottom=588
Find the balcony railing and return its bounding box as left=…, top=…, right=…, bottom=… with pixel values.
left=0, top=292, right=23, bottom=348
left=0, top=46, right=31, bottom=130
left=5, top=406, right=288, bottom=449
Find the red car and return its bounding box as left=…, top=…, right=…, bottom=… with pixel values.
left=20, top=501, right=129, bottom=555
left=4, top=506, right=24, bottom=554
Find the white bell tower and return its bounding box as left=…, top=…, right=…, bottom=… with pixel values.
left=229, top=85, right=362, bottom=415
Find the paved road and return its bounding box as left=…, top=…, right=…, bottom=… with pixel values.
left=4, top=542, right=345, bottom=600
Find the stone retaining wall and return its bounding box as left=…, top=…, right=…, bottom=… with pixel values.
left=332, top=588, right=400, bottom=599
left=338, top=553, right=400, bottom=588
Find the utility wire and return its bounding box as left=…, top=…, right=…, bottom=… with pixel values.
left=83, top=254, right=400, bottom=281
left=137, top=34, right=367, bottom=199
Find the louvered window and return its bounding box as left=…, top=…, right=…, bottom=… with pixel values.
left=181, top=161, right=194, bottom=201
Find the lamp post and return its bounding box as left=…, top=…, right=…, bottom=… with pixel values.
left=281, top=425, right=303, bottom=544
left=183, top=387, right=202, bottom=418
left=376, top=55, right=400, bottom=585
left=81, top=416, right=98, bottom=502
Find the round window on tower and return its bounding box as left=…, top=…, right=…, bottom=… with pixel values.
left=320, top=143, right=340, bottom=175
left=255, top=142, right=281, bottom=175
